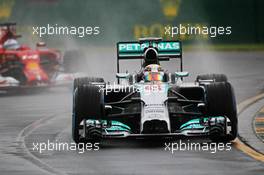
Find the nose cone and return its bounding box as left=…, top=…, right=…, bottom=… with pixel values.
left=23, top=61, right=49, bottom=84
left=142, top=120, right=169, bottom=134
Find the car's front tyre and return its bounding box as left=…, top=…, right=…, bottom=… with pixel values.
left=72, top=81, right=104, bottom=143
left=196, top=74, right=228, bottom=82
left=205, top=82, right=237, bottom=142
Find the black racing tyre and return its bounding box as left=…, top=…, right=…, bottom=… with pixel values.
left=72, top=84, right=104, bottom=143
left=73, top=77, right=104, bottom=90
left=196, top=74, right=228, bottom=82
left=205, top=82, right=237, bottom=142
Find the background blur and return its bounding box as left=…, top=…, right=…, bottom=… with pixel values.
left=0, top=0, right=263, bottom=49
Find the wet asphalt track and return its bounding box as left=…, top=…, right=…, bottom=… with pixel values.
left=0, top=50, right=264, bottom=175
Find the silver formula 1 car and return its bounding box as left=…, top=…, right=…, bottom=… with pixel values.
left=72, top=38, right=237, bottom=144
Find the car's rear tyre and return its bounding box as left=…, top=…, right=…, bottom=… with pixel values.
left=73, top=77, right=104, bottom=90
left=205, top=82, right=237, bottom=142
left=72, top=83, right=104, bottom=143
left=196, top=74, right=227, bottom=82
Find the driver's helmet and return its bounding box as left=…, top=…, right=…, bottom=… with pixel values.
left=143, top=64, right=164, bottom=82
left=3, top=39, right=20, bottom=50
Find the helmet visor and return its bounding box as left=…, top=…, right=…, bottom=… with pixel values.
left=144, top=72, right=163, bottom=81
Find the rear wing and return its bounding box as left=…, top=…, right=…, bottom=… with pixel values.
left=116, top=39, right=183, bottom=73
left=117, top=40, right=182, bottom=59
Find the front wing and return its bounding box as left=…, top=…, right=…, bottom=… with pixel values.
left=85, top=116, right=229, bottom=139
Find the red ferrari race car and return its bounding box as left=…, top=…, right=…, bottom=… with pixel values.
left=0, top=23, right=84, bottom=92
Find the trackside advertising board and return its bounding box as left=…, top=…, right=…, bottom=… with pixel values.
left=117, top=41, right=182, bottom=59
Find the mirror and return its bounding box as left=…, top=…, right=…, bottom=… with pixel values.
left=175, top=71, right=189, bottom=78
left=116, top=73, right=130, bottom=79
left=36, top=42, right=46, bottom=47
